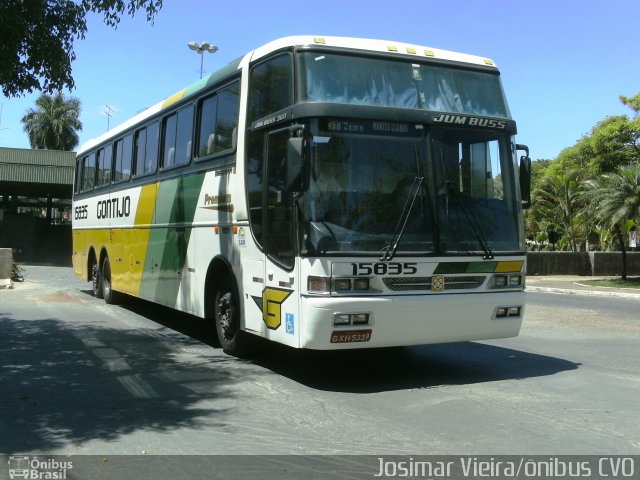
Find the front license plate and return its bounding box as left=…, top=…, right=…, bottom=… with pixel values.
left=330, top=329, right=372, bottom=344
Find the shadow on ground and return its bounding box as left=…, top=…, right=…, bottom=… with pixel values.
left=116, top=295, right=580, bottom=394
left=0, top=311, right=247, bottom=453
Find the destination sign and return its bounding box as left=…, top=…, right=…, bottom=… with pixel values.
left=322, top=119, right=421, bottom=137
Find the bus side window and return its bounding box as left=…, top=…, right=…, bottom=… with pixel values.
left=146, top=121, right=159, bottom=174
left=114, top=134, right=133, bottom=182
left=96, top=144, right=113, bottom=187
left=81, top=153, right=96, bottom=191
left=197, top=94, right=218, bottom=157
left=163, top=106, right=193, bottom=168
left=134, top=128, right=147, bottom=176
left=196, top=82, right=240, bottom=160
left=215, top=83, right=240, bottom=152
left=134, top=122, right=159, bottom=176
left=175, top=106, right=193, bottom=166
left=74, top=158, right=82, bottom=193
left=163, top=114, right=177, bottom=168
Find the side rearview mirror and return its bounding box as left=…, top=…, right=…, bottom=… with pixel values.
left=287, top=137, right=305, bottom=191
left=516, top=144, right=531, bottom=209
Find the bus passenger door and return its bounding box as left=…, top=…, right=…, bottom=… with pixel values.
left=262, top=129, right=300, bottom=348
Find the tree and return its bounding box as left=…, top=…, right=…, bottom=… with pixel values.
left=583, top=163, right=640, bottom=280
left=21, top=93, right=82, bottom=151
left=533, top=169, right=587, bottom=252
left=0, top=0, right=163, bottom=97
left=579, top=94, right=640, bottom=174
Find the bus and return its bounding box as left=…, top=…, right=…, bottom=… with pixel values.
left=72, top=36, right=531, bottom=355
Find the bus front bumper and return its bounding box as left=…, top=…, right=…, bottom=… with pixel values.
left=299, top=291, right=525, bottom=350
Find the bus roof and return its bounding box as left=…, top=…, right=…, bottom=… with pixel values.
left=250, top=35, right=497, bottom=69
left=78, top=35, right=497, bottom=155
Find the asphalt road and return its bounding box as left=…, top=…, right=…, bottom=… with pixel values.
left=1, top=266, right=638, bottom=463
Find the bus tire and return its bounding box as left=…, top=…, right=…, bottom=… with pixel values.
left=92, top=262, right=104, bottom=299
left=214, top=280, right=246, bottom=356
left=101, top=256, right=120, bottom=305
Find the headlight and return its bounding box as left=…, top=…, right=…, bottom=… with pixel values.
left=509, top=274, right=523, bottom=286
left=493, top=275, right=508, bottom=288
left=491, top=274, right=523, bottom=289
left=334, top=278, right=352, bottom=291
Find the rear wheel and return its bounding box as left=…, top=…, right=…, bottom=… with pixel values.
left=101, top=256, right=119, bottom=305
left=214, top=279, right=246, bottom=356
left=92, top=262, right=103, bottom=299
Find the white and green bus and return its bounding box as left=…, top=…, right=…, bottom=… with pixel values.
left=73, top=36, right=531, bottom=354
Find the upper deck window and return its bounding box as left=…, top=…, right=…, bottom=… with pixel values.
left=248, top=53, right=292, bottom=122
left=299, top=53, right=510, bottom=118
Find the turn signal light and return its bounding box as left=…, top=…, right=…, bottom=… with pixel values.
left=308, top=276, right=329, bottom=293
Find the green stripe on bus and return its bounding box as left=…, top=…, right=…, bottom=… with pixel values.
left=139, top=173, right=205, bottom=307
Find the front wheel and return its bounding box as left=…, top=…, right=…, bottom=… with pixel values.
left=214, top=282, right=246, bottom=356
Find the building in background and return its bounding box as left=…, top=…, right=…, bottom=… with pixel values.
left=0, top=147, right=74, bottom=264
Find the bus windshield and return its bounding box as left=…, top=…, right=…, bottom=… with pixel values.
left=299, top=52, right=511, bottom=118
left=300, top=121, right=522, bottom=256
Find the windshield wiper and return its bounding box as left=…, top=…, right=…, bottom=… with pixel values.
left=380, top=176, right=424, bottom=261
left=447, top=187, right=494, bottom=260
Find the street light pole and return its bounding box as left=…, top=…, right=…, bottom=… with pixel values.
left=188, top=41, right=218, bottom=79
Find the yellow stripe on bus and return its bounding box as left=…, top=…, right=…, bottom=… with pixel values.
left=162, top=88, right=187, bottom=109
left=123, top=183, right=158, bottom=296
left=495, top=260, right=524, bottom=273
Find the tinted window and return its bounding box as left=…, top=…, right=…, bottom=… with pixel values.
left=163, top=114, right=178, bottom=168
left=81, top=153, right=96, bottom=191
left=163, top=106, right=193, bottom=168
left=146, top=122, right=160, bottom=173
left=134, top=122, right=159, bottom=176
left=197, top=83, right=240, bottom=158
left=134, top=128, right=147, bottom=176
left=197, top=95, right=218, bottom=157
left=216, top=83, right=240, bottom=151
left=247, top=132, right=264, bottom=247
left=114, top=134, right=133, bottom=182
left=96, top=145, right=112, bottom=187
left=299, top=53, right=510, bottom=118
left=74, top=159, right=82, bottom=193
left=265, top=130, right=295, bottom=269
left=248, top=54, right=292, bottom=122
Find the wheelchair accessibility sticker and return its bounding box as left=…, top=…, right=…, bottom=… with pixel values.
left=285, top=313, right=295, bottom=335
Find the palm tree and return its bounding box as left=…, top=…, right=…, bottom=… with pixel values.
left=584, top=162, right=640, bottom=279
left=533, top=169, right=587, bottom=252
left=21, top=93, right=82, bottom=150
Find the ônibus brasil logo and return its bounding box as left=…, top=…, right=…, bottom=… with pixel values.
left=8, top=456, right=73, bottom=479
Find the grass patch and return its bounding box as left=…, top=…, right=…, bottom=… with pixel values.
left=581, top=277, right=640, bottom=289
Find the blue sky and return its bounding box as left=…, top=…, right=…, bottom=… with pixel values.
left=1, top=0, right=638, bottom=160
